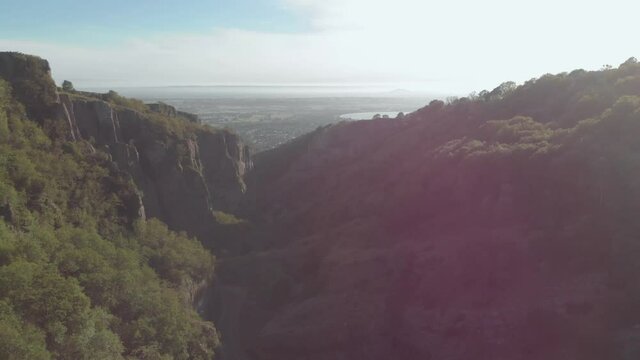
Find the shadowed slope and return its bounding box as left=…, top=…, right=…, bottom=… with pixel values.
left=216, top=58, right=640, bottom=360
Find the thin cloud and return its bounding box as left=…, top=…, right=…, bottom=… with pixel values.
left=1, top=0, right=638, bottom=93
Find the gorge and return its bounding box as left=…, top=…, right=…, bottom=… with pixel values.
left=2, top=52, right=640, bottom=360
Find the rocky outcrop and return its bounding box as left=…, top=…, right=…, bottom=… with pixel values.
left=0, top=52, right=59, bottom=124
left=148, top=102, right=178, bottom=117
left=0, top=52, right=251, bottom=242
left=197, top=130, right=251, bottom=211
left=148, top=101, right=202, bottom=124
left=57, top=92, right=251, bottom=240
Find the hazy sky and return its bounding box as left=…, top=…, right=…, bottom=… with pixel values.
left=1, top=0, right=638, bottom=94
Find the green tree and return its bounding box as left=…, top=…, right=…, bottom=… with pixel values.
left=61, top=80, right=74, bottom=92
left=0, top=300, right=50, bottom=360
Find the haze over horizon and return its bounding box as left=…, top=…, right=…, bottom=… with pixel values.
left=1, top=0, right=639, bottom=94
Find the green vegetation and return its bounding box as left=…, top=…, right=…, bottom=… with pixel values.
left=212, top=211, right=245, bottom=225
left=61, top=80, right=74, bottom=92
left=0, top=78, right=219, bottom=358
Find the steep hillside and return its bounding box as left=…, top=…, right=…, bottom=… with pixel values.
left=57, top=90, right=251, bottom=244
left=216, top=58, right=640, bottom=360
left=0, top=52, right=252, bottom=359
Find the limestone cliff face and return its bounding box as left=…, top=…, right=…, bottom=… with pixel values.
left=0, top=52, right=252, bottom=243
left=58, top=93, right=251, bottom=240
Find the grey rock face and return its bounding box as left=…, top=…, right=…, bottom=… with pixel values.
left=58, top=93, right=250, bottom=240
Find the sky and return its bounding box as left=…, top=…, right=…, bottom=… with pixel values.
left=0, top=0, right=639, bottom=94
